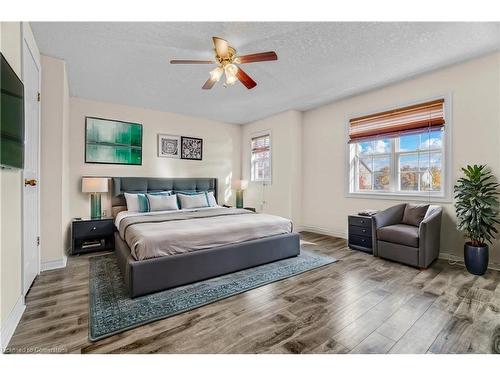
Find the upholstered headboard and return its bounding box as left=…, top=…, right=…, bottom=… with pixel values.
left=111, top=177, right=218, bottom=217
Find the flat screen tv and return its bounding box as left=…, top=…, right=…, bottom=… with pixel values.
left=1, top=52, right=25, bottom=169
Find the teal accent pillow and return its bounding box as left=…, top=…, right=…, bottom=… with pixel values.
left=137, top=193, right=150, bottom=212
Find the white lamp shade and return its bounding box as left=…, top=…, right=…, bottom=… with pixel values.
left=232, top=180, right=249, bottom=190
left=82, top=177, right=108, bottom=193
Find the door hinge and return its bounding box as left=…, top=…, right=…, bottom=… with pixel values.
left=37, top=92, right=41, bottom=102
left=37, top=236, right=40, bottom=246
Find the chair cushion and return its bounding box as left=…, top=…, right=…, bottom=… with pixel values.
left=402, top=204, right=429, bottom=227
left=377, top=224, right=419, bottom=247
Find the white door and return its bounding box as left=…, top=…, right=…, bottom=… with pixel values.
left=22, top=40, right=40, bottom=295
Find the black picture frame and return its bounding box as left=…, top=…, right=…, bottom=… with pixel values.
left=85, top=116, right=143, bottom=165
left=180, top=136, right=203, bottom=160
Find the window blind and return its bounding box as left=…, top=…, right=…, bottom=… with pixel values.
left=348, top=99, right=445, bottom=142
left=251, top=134, right=271, bottom=182
left=251, top=134, right=270, bottom=152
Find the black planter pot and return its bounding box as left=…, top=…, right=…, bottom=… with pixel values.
left=464, top=242, right=489, bottom=275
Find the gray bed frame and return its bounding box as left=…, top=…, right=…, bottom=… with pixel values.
left=111, top=177, right=301, bottom=298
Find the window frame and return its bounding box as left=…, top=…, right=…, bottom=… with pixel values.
left=250, top=130, right=272, bottom=184
left=354, top=143, right=394, bottom=192
left=345, top=95, right=452, bottom=202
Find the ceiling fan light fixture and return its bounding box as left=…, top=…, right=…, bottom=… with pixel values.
left=224, top=63, right=238, bottom=76
left=225, top=74, right=238, bottom=86
left=170, top=37, right=277, bottom=90
left=224, top=63, right=238, bottom=85
left=209, top=66, right=224, bottom=82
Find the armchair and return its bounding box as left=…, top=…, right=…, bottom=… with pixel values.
left=372, top=203, right=442, bottom=269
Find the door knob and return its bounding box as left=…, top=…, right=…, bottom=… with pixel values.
left=24, top=179, right=37, bottom=186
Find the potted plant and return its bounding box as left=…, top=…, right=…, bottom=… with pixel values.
left=454, top=165, right=500, bottom=275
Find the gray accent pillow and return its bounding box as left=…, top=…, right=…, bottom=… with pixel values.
left=177, top=193, right=209, bottom=209
left=402, top=204, right=429, bottom=227
left=146, top=194, right=179, bottom=211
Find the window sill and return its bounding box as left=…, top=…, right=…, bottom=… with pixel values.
left=346, top=191, right=452, bottom=203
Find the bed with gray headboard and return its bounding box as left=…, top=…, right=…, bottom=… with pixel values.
left=111, top=177, right=300, bottom=298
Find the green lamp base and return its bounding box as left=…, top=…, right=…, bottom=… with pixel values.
left=235, top=190, right=244, bottom=209
left=90, top=193, right=102, bottom=219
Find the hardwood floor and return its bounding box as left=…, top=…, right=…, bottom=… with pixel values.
left=6, top=232, right=500, bottom=354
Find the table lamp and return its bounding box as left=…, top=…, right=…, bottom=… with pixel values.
left=232, top=180, right=249, bottom=209
left=82, top=177, right=108, bottom=219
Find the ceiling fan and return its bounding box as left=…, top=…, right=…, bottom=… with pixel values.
left=170, top=37, right=278, bottom=90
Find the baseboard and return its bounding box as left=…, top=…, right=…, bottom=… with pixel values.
left=295, top=225, right=347, bottom=239
left=439, top=252, right=500, bottom=272
left=0, top=295, right=25, bottom=352
left=41, top=255, right=67, bottom=272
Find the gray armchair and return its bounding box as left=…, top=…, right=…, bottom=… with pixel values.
left=372, top=203, right=442, bottom=269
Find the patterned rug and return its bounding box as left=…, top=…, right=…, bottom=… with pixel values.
left=89, top=250, right=337, bottom=341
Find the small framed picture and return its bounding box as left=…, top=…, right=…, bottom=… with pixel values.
left=181, top=136, right=203, bottom=160
left=158, top=134, right=181, bottom=158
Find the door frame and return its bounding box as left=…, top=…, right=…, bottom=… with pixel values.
left=21, top=23, right=42, bottom=295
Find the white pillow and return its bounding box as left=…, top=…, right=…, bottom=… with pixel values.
left=207, top=191, right=218, bottom=207
left=124, top=192, right=149, bottom=212
left=146, top=194, right=179, bottom=212
left=178, top=193, right=209, bottom=209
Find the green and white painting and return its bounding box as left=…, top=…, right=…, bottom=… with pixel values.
left=85, top=117, right=142, bottom=165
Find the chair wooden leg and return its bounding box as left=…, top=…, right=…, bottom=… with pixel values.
left=420, top=267, right=427, bottom=271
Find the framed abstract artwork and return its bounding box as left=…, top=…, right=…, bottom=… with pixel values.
left=85, top=117, right=142, bottom=165
left=181, top=136, right=203, bottom=160
left=157, top=134, right=181, bottom=158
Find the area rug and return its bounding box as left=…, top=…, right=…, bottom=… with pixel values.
left=88, top=250, right=336, bottom=341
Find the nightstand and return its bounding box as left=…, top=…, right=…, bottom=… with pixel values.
left=348, top=215, right=373, bottom=254
left=71, top=217, right=115, bottom=255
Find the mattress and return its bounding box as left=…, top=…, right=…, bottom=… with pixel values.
left=116, top=207, right=293, bottom=261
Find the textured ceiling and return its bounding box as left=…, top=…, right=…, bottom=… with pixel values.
left=31, top=22, right=500, bottom=124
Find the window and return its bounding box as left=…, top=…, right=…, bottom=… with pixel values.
left=251, top=133, right=271, bottom=182
left=348, top=99, right=447, bottom=198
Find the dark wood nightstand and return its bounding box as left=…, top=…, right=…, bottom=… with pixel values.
left=348, top=215, right=373, bottom=254
left=71, top=217, right=115, bottom=255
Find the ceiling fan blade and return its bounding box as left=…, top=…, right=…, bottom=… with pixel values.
left=170, top=59, right=215, bottom=64
left=212, top=37, right=229, bottom=58
left=236, top=51, right=277, bottom=64
left=202, top=77, right=217, bottom=90
left=236, top=67, right=257, bottom=90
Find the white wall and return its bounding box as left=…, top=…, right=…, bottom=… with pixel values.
left=300, top=52, right=500, bottom=263
left=62, top=59, right=71, bottom=255
left=241, top=110, right=302, bottom=223
left=40, top=55, right=70, bottom=263
left=69, top=97, right=241, bottom=220
left=0, top=21, right=23, bottom=333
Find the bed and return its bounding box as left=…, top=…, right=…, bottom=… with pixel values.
left=111, top=177, right=301, bottom=298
